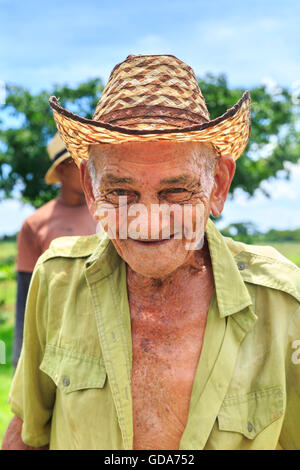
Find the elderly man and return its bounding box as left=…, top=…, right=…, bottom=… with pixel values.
left=3, top=54, right=300, bottom=450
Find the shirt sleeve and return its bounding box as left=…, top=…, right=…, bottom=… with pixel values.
left=279, top=304, right=300, bottom=450
left=16, top=220, right=41, bottom=272
left=9, top=261, right=56, bottom=448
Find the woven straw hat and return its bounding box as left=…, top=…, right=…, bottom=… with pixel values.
left=49, top=54, right=251, bottom=167
left=45, top=132, right=71, bottom=184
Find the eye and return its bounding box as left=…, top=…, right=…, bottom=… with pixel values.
left=110, top=189, right=128, bottom=196
left=105, top=188, right=138, bottom=204
left=159, top=187, right=191, bottom=203
left=168, top=188, right=188, bottom=193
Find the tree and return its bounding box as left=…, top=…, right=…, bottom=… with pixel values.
left=0, top=73, right=299, bottom=207
left=220, top=221, right=260, bottom=244
left=198, top=73, right=300, bottom=196
left=0, top=79, right=104, bottom=208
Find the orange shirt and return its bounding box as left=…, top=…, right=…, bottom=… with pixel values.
left=16, top=198, right=97, bottom=272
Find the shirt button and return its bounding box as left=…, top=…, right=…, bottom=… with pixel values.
left=237, top=262, right=246, bottom=271
left=247, top=421, right=254, bottom=432
left=62, top=376, right=70, bottom=387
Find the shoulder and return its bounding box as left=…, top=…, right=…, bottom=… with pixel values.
left=36, top=233, right=100, bottom=266
left=224, top=236, right=300, bottom=303
left=21, top=199, right=57, bottom=231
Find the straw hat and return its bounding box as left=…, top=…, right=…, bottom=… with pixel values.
left=49, top=54, right=251, bottom=167
left=45, top=132, right=71, bottom=184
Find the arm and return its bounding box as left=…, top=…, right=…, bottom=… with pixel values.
left=12, top=272, right=32, bottom=367
left=8, top=262, right=56, bottom=448
left=279, top=305, right=300, bottom=449
left=13, top=218, right=42, bottom=367
left=2, top=416, right=49, bottom=450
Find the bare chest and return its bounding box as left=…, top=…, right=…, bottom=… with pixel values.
left=130, top=294, right=210, bottom=450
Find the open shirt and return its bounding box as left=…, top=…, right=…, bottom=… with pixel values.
left=9, top=219, right=300, bottom=450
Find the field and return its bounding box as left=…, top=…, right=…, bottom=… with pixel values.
left=267, top=242, right=300, bottom=267
left=0, top=241, right=16, bottom=446
left=0, top=239, right=299, bottom=446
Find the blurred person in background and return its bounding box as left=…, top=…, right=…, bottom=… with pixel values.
left=12, top=133, right=97, bottom=367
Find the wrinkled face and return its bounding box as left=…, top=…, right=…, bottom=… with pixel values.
left=80, top=141, right=235, bottom=278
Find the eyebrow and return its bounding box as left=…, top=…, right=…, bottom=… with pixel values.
left=100, top=173, right=135, bottom=185
left=159, top=174, right=196, bottom=186
left=99, top=172, right=196, bottom=188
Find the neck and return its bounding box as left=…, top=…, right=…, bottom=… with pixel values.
left=57, top=187, right=86, bottom=207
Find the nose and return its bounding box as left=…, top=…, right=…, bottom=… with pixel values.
left=127, top=199, right=175, bottom=240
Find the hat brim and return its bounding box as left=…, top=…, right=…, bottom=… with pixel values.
left=49, top=91, right=251, bottom=168
left=44, top=152, right=70, bottom=184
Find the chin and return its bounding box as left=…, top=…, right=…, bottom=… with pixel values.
left=113, top=239, right=190, bottom=278
left=125, top=253, right=187, bottom=279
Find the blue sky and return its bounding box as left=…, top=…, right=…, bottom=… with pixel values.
left=0, top=0, right=300, bottom=235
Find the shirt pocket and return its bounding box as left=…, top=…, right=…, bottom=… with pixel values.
left=39, top=344, right=107, bottom=393
left=217, top=386, right=284, bottom=439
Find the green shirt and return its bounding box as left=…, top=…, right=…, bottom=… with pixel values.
left=9, top=219, right=300, bottom=450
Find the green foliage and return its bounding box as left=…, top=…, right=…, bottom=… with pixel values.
left=0, top=241, right=16, bottom=326
left=0, top=233, right=17, bottom=242
left=0, top=73, right=299, bottom=207
left=0, top=242, right=15, bottom=445
left=0, top=242, right=16, bottom=283
left=0, top=323, right=14, bottom=445
left=198, top=74, right=300, bottom=196
left=221, top=222, right=300, bottom=244
left=0, top=79, right=104, bottom=208
left=262, top=228, right=300, bottom=242
left=0, top=264, right=15, bottom=282
left=220, top=221, right=260, bottom=244
left=0, top=241, right=17, bottom=258
left=269, top=242, right=300, bottom=267
left=220, top=222, right=300, bottom=266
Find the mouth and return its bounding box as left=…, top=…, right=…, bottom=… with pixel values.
left=129, top=233, right=177, bottom=246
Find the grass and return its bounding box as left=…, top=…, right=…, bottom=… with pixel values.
left=0, top=242, right=17, bottom=259
left=0, top=241, right=16, bottom=445
left=0, top=322, right=14, bottom=442
left=266, top=242, right=300, bottom=267
left=0, top=238, right=299, bottom=447
left=0, top=288, right=15, bottom=445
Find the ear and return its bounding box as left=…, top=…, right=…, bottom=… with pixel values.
left=210, top=154, right=236, bottom=217
left=80, top=160, right=98, bottom=219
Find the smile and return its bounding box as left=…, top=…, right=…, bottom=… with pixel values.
left=129, top=233, right=176, bottom=245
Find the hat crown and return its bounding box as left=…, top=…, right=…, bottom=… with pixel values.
left=47, top=132, right=68, bottom=161
left=49, top=53, right=251, bottom=167
left=92, top=54, right=210, bottom=130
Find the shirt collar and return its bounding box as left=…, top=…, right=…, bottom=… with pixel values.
left=84, top=231, right=121, bottom=281
left=205, top=218, right=253, bottom=318
left=85, top=220, right=253, bottom=318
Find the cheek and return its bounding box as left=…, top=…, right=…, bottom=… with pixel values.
left=180, top=191, right=211, bottom=228
left=71, top=166, right=81, bottom=180
left=95, top=203, right=132, bottom=241
left=95, top=203, right=119, bottom=236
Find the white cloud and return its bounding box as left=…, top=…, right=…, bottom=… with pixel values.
left=2, top=8, right=300, bottom=92
left=178, top=16, right=300, bottom=87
